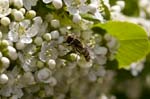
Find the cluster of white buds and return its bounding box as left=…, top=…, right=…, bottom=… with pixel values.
left=0, top=0, right=147, bottom=99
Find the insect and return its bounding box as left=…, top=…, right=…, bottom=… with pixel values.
left=66, top=35, right=90, bottom=61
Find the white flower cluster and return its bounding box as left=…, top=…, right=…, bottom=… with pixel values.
left=0, top=0, right=119, bottom=99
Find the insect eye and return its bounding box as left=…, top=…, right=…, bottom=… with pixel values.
left=66, top=36, right=74, bottom=43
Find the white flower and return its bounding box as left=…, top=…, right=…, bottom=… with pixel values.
left=23, top=0, right=38, bottom=10
left=64, top=0, right=86, bottom=7
left=18, top=44, right=38, bottom=72
left=26, top=17, right=43, bottom=37
left=67, top=6, right=78, bottom=15
left=8, top=20, right=30, bottom=43
left=0, top=0, right=11, bottom=18
left=78, top=5, right=89, bottom=14
left=63, top=0, right=73, bottom=6
left=39, top=42, right=59, bottom=62
left=64, top=0, right=88, bottom=15
left=8, top=17, right=43, bottom=44
left=94, top=10, right=104, bottom=21
left=36, top=68, right=52, bottom=83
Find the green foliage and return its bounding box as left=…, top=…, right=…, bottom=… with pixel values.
left=92, top=21, right=149, bottom=68
left=122, top=0, right=140, bottom=16
left=32, top=0, right=50, bottom=17
left=100, top=0, right=111, bottom=20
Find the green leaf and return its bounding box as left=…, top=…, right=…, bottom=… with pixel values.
left=92, top=21, right=149, bottom=68
left=80, top=14, right=100, bottom=23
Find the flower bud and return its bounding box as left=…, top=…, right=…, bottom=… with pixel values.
left=13, top=0, right=23, bottom=8
left=51, top=19, right=60, bottom=28
left=1, top=57, right=10, bottom=69
left=19, top=8, right=26, bottom=15
left=0, top=73, right=8, bottom=84
left=73, top=13, right=81, bottom=23
left=43, top=33, right=51, bottom=41
left=13, top=10, right=24, bottom=21
left=116, top=1, right=125, bottom=9
left=88, top=3, right=97, bottom=13
left=111, top=5, right=121, bottom=12
left=50, top=30, right=59, bottom=39
left=52, top=0, right=63, bottom=9
left=37, top=68, right=52, bottom=82
left=94, top=46, right=108, bottom=55
left=43, top=0, right=53, bottom=4
left=15, top=41, right=26, bottom=50
left=34, top=37, right=43, bottom=46
left=1, top=40, right=9, bottom=47
left=26, top=10, right=36, bottom=19
left=0, top=16, right=10, bottom=26
left=78, top=58, right=93, bottom=68
left=107, top=38, right=118, bottom=49
left=37, top=61, right=44, bottom=68
left=48, top=59, right=56, bottom=70
left=47, top=77, right=57, bottom=86
left=69, top=53, right=80, bottom=61
left=22, top=72, right=35, bottom=85
left=7, top=46, right=18, bottom=60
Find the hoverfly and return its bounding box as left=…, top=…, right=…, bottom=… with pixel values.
left=66, top=35, right=90, bottom=61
